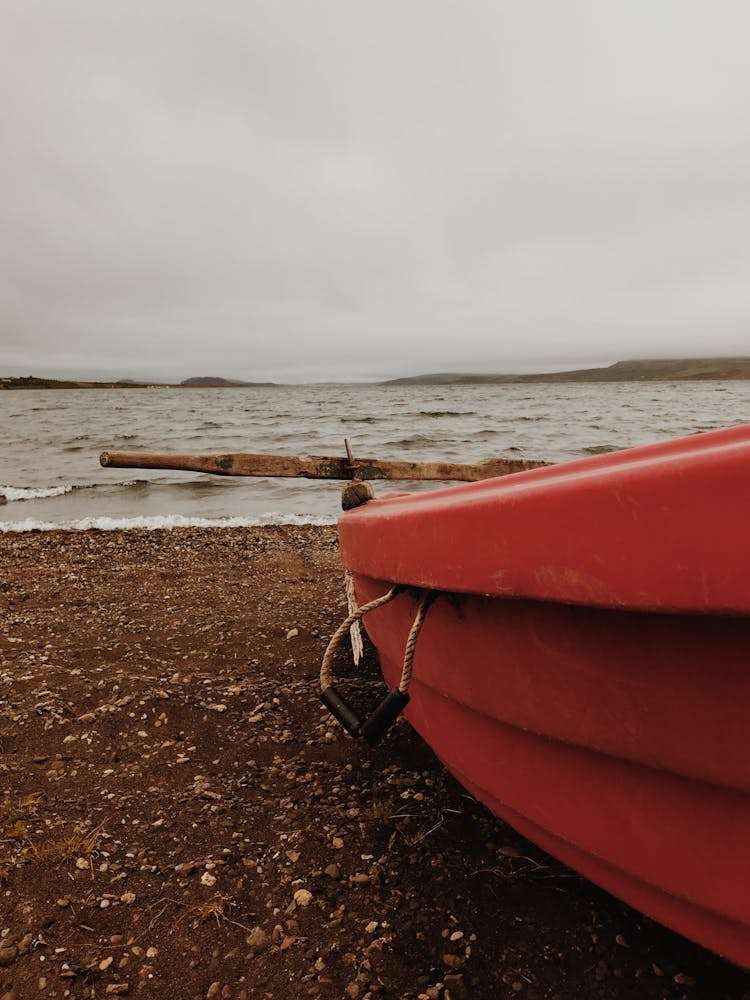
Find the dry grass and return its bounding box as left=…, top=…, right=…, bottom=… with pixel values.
left=27, top=820, right=105, bottom=863
left=170, top=893, right=252, bottom=933
left=189, top=893, right=235, bottom=927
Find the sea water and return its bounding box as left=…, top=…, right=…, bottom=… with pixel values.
left=2, top=381, right=749, bottom=531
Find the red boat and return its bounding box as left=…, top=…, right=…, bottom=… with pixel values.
left=334, top=425, right=750, bottom=968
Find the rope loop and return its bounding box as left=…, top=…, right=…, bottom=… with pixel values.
left=321, top=584, right=435, bottom=694
left=320, top=584, right=402, bottom=691
left=320, top=584, right=437, bottom=744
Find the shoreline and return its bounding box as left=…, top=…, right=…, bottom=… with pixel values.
left=1, top=526, right=748, bottom=998
left=0, top=514, right=337, bottom=534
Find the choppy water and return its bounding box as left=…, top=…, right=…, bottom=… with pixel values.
left=1, top=382, right=749, bottom=530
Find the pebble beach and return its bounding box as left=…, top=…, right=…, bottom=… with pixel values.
left=1, top=525, right=749, bottom=999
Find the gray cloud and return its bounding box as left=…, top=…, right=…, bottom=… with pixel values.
left=1, top=1, right=749, bottom=380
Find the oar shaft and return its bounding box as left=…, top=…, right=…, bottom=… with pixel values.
left=100, top=450, right=547, bottom=481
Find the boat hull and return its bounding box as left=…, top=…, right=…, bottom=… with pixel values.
left=338, top=428, right=750, bottom=966
left=351, top=574, right=750, bottom=969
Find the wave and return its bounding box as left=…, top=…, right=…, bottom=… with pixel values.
left=383, top=434, right=441, bottom=447
left=0, top=484, right=73, bottom=501
left=414, top=410, right=477, bottom=418
left=0, top=512, right=336, bottom=533
left=0, top=480, right=144, bottom=503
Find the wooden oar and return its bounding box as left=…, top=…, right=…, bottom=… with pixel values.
left=100, top=449, right=547, bottom=482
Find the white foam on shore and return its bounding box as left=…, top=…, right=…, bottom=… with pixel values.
left=0, top=484, right=73, bottom=502
left=0, top=481, right=141, bottom=503
left=0, top=513, right=337, bottom=533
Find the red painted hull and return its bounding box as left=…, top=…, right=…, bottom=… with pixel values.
left=338, top=427, right=750, bottom=967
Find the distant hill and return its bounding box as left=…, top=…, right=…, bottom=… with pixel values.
left=384, top=358, right=750, bottom=385
left=0, top=375, right=170, bottom=390
left=179, top=376, right=273, bottom=387
left=0, top=375, right=274, bottom=389
left=5, top=358, right=750, bottom=389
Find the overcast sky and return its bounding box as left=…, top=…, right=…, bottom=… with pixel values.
left=1, top=2, right=749, bottom=381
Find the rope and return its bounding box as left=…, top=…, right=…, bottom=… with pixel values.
left=321, top=585, right=436, bottom=694
left=399, top=591, right=437, bottom=693
left=320, top=585, right=402, bottom=690
left=344, top=570, right=364, bottom=665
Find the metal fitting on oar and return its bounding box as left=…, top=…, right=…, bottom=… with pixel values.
left=341, top=439, right=375, bottom=510
left=320, top=586, right=435, bottom=746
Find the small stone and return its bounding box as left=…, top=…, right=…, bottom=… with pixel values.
left=17, top=933, right=33, bottom=955
left=443, top=975, right=468, bottom=1000
left=286, top=628, right=299, bottom=640
left=99, top=957, right=114, bottom=971
left=0, top=946, right=18, bottom=966
left=206, top=984, right=221, bottom=999
left=365, top=921, right=378, bottom=934
left=351, top=873, right=370, bottom=886
left=345, top=983, right=360, bottom=999
left=174, top=862, right=199, bottom=876
left=332, top=837, right=344, bottom=849
left=105, top=986, right=130, bottom=996
left=100, top=898, right=111, bottom=908
left=200, top=871, right=217, bottom=887
left=594, top=960, right=610, bottom=981
left=56, top=898, right=70, bottom=908
left=120, top=892, right=136, bottom=904
left=246, top=927, right=269, bottom=952
left=145, top=947, right=158, bottom=959
left=293, top=889, right=312, bottom=907
left=75, top=857, right=89, bottom=870
left=449, top=931, right=464, bottom=942
left=674, top=972, right=696, bottom=987
left=324, top=864, right=341, bottom=880
left=498, top=845, right=521, bottom=857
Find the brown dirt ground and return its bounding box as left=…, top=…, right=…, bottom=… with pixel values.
left=0, top=526, right=749, bottom=1000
